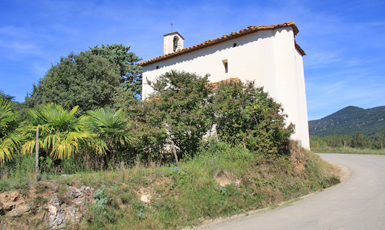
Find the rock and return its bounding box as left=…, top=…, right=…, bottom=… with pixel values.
left=8, top=205, right=30, bottom=217
left=51, top=212, right=66, bottom=229
left=1, top=184, right=94, bottom=229
left=70, top=188, right=83, bottom=199
left=4, top=204, right=15, bottom=212
left=80, top=186, right=91, bottom=194
left=140, top=195, right=151, bottom=203
left=65, top=206, right=79, bottom=223
left=50, top=195, right=60, bottom=207
left=80, top=186, right=93, bottom=203
left=49, top=194, right=66, bottom=229
left=49, top=205, right=58, bottom=216
left=80, top=204, right=87, bottom=213
left=71, top=206, right=76, bottom=215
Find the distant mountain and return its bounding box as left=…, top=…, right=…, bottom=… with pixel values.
left=308, top=106, right=385, bottom=137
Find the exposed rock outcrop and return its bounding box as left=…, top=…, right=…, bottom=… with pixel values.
left=0, top=182, right=94, bottom=229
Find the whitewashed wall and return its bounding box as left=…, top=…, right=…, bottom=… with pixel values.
left=142, top=27, right=310, bottom=149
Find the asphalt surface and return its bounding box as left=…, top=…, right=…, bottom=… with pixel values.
left=196, top=153, right=385, bottom=230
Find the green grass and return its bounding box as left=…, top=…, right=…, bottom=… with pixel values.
left=0, top=141, right=340, bottom=229
left=312, top=146, right=385, bottom=155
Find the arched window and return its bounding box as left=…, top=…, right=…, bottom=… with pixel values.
left=173, top=36, right=179, bottom=52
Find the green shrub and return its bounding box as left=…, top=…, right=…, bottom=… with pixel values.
left=212, top=80, right=294, bottom=155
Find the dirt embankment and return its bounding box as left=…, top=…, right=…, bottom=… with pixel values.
left=0, top=145, right=343, bottom=229
left=0, top=181, right=93, bottom=229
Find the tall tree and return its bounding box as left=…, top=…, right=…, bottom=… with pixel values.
left=143, top=70, right=213, bottom=157
left=0, top=90, right=15, bottom=102
left=1, top=90, right=29, bottom=122
left=25, top=52, right=120, bottom=115
left=372, top=133, right=384, bottom=149
left=88, top=44, right=143, bottom=96
left=351, top=132, right=371, bottom=149
left=130, top=96, right=168, bottom=160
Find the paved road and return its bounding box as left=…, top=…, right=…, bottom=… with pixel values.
left=197, top=154, right=385, bottom=230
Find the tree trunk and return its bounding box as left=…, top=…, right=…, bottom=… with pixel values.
left=171, top=140, right=180, bottom=169
left=35, top=126, right=39, bottom=182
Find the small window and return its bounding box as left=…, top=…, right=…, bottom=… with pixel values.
left=222, top=59, right=228, bottom=73
left=233, top=43, right=237, bottom=47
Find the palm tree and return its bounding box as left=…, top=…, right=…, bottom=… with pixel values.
left=81, top=108, right=137, bottom=159
left=0, top=98, right=20, bottom=165
left=20, top=103, right=96, bottom=159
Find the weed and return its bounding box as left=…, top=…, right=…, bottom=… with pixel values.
left=118, top=186, right=136, bottom=204
left=86, top=184, right=117, bottom=228
left=58, top=175, right=76, bottom=186
left=219, top=185, right=226, bottom=195
left=133, top=201, right=146, bottom=220
left=29, top=195, right=48, bottom=214
left=0, top=180, right=10, bottom=192
left=34, top=181, right=51, bottom=194
left=57, top=185, right=72, bottom=205
left=19, top=186, right=30, bottom=197
left=219, top=184, right=238, bottom=197
left=171, top=166, right=181, bottom=174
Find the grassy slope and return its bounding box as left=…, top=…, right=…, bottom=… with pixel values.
left=0, top=142, right=340, bottom=229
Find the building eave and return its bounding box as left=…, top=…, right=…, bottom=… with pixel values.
left=295, top=41, right=306, bottom=56
left=139, top=21, right=303, bottom=66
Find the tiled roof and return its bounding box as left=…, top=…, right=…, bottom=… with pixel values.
left=139, top=21, right=305, bottom=66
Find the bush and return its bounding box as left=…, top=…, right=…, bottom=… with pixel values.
left=212, top=79, right=294, bottom=155
left=134, top=70, right=213, bottom=159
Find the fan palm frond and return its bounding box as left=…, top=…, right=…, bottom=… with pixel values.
left=0, top=98, right=20, bottom=165
left=0, top=132, right=21, bottom=164
left=20, top=103, right=101, bottom=160
left=81, top=107, right=135, bottom=154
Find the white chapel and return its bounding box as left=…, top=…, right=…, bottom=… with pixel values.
left=139, top=21, right=310, bottom=150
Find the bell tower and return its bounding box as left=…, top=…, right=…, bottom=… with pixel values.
left=163, top=32, right=184, bottom=55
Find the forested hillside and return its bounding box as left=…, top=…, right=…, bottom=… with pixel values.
left=309, top=106, right=385, bottom=137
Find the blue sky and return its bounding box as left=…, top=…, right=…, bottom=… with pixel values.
left=1, top=0, right=384, bottom=120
